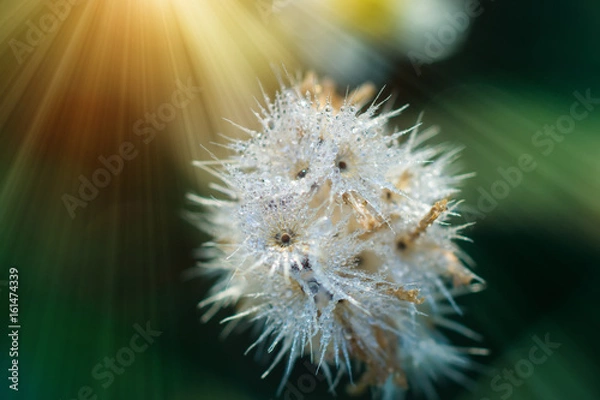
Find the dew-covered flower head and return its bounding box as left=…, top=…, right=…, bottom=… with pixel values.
left=189, top=72, right=485, bottom=399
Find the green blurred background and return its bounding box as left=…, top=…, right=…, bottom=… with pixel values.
left=0, top=0, right=599, bottom=399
